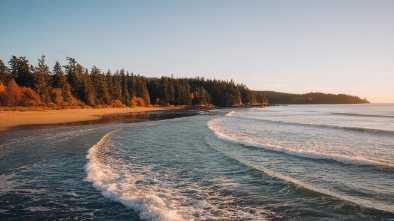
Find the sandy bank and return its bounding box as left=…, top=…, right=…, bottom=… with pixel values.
left=0, top=107, right=177, bottom=132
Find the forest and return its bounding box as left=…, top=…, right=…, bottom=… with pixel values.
left=254, top=91, right=369, bottom=104
left=0, top=55, right=267, bottom=109
left=0, top=55, right=370, bottom=109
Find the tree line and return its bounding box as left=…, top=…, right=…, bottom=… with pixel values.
left=0, top=55, right=266, bottom=108
left=254, top=91, right=369, bottom=104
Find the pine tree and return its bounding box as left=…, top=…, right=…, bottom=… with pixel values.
left=0, top=59, right=10, bottom=84
left=34, top=55, right=51, bottom=103
left=91, top=66, right=111, bottom=105
left=112, top=71, right=122, bottom=101
left=9, top=56, right=35, bottom=89
left=53, top=61, right=73, bottom=104
left=120, top=69, right=130, bottom=105
left=146, top=78, right=161, bottom=105
left=136, top=77, right=150, bottom=105
left=8, top=56, right=18, bottom=80
left=127, top=73, right=136, bottom=98
left=64, top=57, right=82, bottom=100
left=106, top=70, right=115, bottom=100
left=82, top=68, right=96, bottom=106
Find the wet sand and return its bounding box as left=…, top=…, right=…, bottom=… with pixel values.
left=0, top=107, right=187, bottom=132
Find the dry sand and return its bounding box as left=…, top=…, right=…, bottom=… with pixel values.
left=0, top=107, right=176, bottom=131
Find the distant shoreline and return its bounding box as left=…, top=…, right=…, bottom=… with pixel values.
left=0, top=107, right=186, bottom=132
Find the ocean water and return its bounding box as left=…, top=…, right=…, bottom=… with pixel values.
left=1, top=104, right=394, bottom=220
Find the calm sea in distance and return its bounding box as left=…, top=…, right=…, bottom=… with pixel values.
left=1, top=104, right=393, bottom=220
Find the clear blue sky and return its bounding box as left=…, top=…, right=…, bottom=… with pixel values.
left=1, top=0, right=393, bottom=103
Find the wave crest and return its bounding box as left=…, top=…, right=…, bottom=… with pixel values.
left=228, top=113, right=394, bottom=136
left=207, top=118, right=394, bottom=168
left=333, top=112, right=394, bottom=119
left=85, top=129, right=183, bottom=221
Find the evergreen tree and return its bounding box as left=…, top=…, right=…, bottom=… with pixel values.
left=160, top=77, right=170, bottom=105
left=192, top=86, right=210, bottom=105
left=136, top=77, right=150, bottom=105
left=106, top=70, right=114, bottom=100
left=91, top=66, right=111, bottom=105
left=112, top=71, right=122, bottom=101
left=120, top=69, right=130, bottom=105
left=8, top=56, right=18, bottom=80
left=127, top=73, right=136, bottom=98
left=82, top=68, right=96, bottom=106
left=53, top=61, right=73, bottom=104
left=180, top=79, right=192, bottom=105
left=0, top=59, right=10, bottom=84
left=1, top=55, right=269, bottom=107
left=146, top=78, right=161, bottom=105
left=9, top=56, right=35, bottom=89
left=238, top=84, right=256, bottom=105
left=34, top=55, right=51, bottom=103
left=64, top=57, right=84, bottom=101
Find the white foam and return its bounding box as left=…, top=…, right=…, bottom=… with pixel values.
left=85, top=129, right=184, bottom=221
left=207, top=118, right=394, bottom=213
left=207, top=118, right=394, bottom=168
left=85, top=128, right=268, bottom=220
left=222, top=153, right=394, bottom=213
left=226, top=111, right=235, bottom=117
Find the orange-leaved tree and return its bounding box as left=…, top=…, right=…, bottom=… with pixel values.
left=130, top=96, right=145, bottom=107
left=111, top=100, right=126, bottom=108
left=20, top=87, right=41, bottom=106
left=0, top=79, right=23, bottom=106
left=0, top=79, right=41, bottom=107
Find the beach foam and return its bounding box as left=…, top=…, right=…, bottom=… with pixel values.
left=85, top=125, right=268, bottom=220
left=207, top=118, right=394, bottom=168
left=85, top=129, right=184, bottom=221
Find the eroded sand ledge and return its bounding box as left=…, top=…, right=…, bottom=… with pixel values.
left=0, top=107, right=177, bottom=131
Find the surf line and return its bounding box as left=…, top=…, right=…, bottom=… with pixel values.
left=84, top=129, right=184, bottom=221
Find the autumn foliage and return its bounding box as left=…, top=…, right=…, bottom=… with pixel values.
left=0, top=79, right=41, bottom=107
left=20, top=87, right=41, bottom=106
left=111, top=100, right=126, bottom=108
left=130, top=97, right=146, bottom=107
left=0, top=55, right=269, bottom=109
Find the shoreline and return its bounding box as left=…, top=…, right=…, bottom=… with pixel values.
left=0, top=107, right=189, bottom=132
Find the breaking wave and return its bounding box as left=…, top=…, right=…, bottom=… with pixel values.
left=227, top=113, right=394, bottom=136
left=207, top=118, right=394, bottom=168
left=85, top=129, right=183, bottom=221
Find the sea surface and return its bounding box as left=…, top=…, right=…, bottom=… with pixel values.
left=1, top=104, right=394, bottom=220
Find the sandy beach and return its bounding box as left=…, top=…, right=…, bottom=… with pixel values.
left=0, top=107, right=177, bottom=132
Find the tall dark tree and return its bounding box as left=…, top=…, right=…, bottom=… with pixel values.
left=8, top=56, right=18, bottom=80
left=238, top=84, right=256, bottom=104
left=91, top=66, right=111, bottom=105
left=146, top=78, right=161, bottom=105
left=136, top=77, right=150, bottom=105
left=34, top=55, right=51, bottom=103
left=127, top=73, right=136, bottom=98
left=112, top=70, right=122, bottom=101
left=52, top=61, right=73, bottom=104
left=120, top=69, right=130, bottom=105
left=82, top=68, right=96, bottom=106
left=106, top=70, right=114, bottom=100
left=64, top=57, right=84, bottom=101
left=9, top=56, right=35, bottom=88
left=192, top=86, right=210, bottom=105
left=0, top=59, right=11, bottom=84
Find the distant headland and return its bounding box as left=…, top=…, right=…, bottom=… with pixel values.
left=254, top=91, right=369, bottom=104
